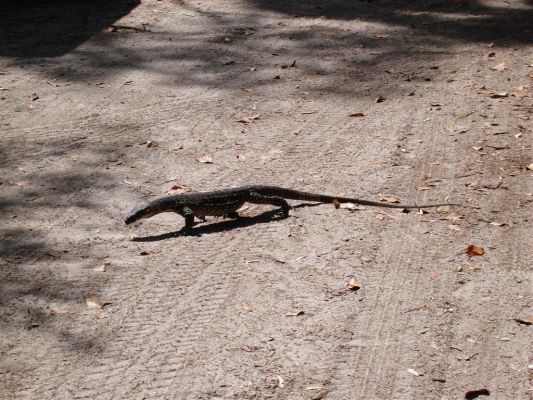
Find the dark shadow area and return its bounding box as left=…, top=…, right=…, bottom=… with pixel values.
left=0, top=0, right=140, bottom=57
left=132, top=202, right=324, bottom=241
left=251, top=0, right=532, bottom=44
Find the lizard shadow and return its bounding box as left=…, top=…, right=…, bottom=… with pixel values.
left=131, top=203, right=322, bottom=242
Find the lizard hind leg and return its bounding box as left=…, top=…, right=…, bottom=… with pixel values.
left=247, top=192, right=291, bottom=217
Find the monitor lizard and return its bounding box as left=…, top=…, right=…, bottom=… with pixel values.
left=124, top=185, right=457, bottom=230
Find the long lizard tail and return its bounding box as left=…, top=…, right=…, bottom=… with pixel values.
left=253, top=186, right=456, bottom=209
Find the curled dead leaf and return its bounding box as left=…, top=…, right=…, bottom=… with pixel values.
left=490, top=91, right=508, bottom=98
left=167, top=184, right=184, bottom=194
left=466, top=245, right=485, bottom=257
left=237, top=114, right=261, bottom=124
left=86, top=296, right=106, bottom=309
left=407, top=368, right=422, bottom=376
left=491, top=62, right=506, bottom=72
left=465, top=388, right=490, bottom=400
left=146, top=140, right=159, bottom=148
left=347, top=277, right=362, bottom=291
left=489, top=221, right=506, bottom=227
left=514, top=316, right=533, bottom=325
left=285, top=310, right=304, bottom=317
left=196, top=154, right=214, bottom=164
left=93, top=263, right=108, bottom=272
left=337, top=202, right=363, bottom=211
left=381, top=196, right=399, bottom=203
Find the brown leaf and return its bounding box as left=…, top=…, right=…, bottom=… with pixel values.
left=375, top=95, right=386, bottom=103
left=146, top=140, right=159, bottom=148
left=86, top=296, right=105, bottom=309
left=491, top=62, right=506, bottom=72
left=93, top=263, right=109, bottom=272
left=337, top=202, right=364, bottom=211
left=381, top=196, right=399, bottom=203
left=237, top=114, right=261, bottom=124
left=167, top=184, right=184, bottom=194
left=465, top=388, right=490, bottom=399
left=466, top=245, right=485, bottom=256
left=514, top=316, right=533, bottom=325
left=489, top=221, right=506, bottom=227
left=285, top=310, right=304, bottom=317
left=51, top=307, right=72, bottom=315
left=196, top=154, right=214, bottom=164
left=349, top=112, right=365, bottom=117
left=490, top=91, right=508, bottom=98
left=347, top=277, right=362, bottom=291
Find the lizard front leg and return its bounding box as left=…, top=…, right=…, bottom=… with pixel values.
left=247, top=192, right=291, bottom=217
left=181, top=206, right=195, bottom=230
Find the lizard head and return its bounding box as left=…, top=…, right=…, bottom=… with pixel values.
left=124, top=203, right=160, bottom=225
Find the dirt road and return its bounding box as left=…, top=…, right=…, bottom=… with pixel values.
left=1, top=1, right=531, bottom=399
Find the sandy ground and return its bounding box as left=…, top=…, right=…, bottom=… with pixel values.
left=0, top=0, right=532, bottom=399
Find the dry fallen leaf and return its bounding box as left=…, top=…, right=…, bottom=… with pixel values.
left=465, top=388, right=490, bottom=400
left=491, top=62, right=506, bottom=72
left=376, top=95, right=386, bottom=103
left=489, top=221, right=506, bottom=227
left=86, top=296, right=105, bottom=309
left=381, top=196, right=399, bottom=203
left=146, top=140, right=159, bottom=148
left=349, top=112, right=365, bottom=117
left=51, top=307, right=71, bottom=315
left=514, top=316, right=533, bottom=325
left=167, top=184, right=184, bottom=194
left=196, top=154, right=214, bottom=164
left=347, top=277, right=362, bottom=291
left=285, top=310, right=305, bottom=317
left=337, top=202, right=364, bottom=211
left=237, top=114, right=261, bottom=124
left=490, top=91, right=508, bottom=98
left=93, top=263, right=108, bottom=272
left=241, top=302, right=252, bottom=312
left=466, top=245, right=485, bottom=256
